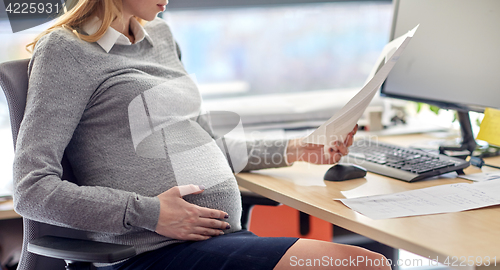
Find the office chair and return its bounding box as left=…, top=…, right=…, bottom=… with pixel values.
left=0, top=57, right=278, bottom=269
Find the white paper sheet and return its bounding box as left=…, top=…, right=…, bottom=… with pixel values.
left=303, top=25, right=419, bottom=150
left=459, top=172, right=500, bottom=182
left=338, top=180, right=500, bottom=220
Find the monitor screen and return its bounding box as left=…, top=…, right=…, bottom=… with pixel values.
left=381, top=0, right=500, bottom=112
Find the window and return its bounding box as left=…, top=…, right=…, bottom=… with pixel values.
left=164, top=1, right=392, bottom=99
left=163, top=1, right=392, bottom=129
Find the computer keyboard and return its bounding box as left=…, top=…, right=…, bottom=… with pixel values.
left=343, top=139, right=470, bottom=182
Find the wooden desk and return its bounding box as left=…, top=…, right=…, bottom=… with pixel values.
left=0, top=199, right=19, bottom=220
left=236, top=134, right=500, bottom=270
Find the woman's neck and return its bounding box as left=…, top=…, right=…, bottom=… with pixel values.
left=110, top=16, right=135, bottom=43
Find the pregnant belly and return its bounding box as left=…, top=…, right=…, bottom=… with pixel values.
left=183, top=177, right=242, bottom=233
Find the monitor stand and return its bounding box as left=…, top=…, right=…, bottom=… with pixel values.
left=438, top=110, right=477, bottom=158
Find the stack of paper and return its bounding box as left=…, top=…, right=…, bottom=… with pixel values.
left=338, top=180, right=500, bottom=219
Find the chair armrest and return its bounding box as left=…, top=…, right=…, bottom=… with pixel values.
left=28, top=236, right=136, bottom=263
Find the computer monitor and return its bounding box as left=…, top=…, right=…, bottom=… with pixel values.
left=381, top=0, right=500, bottom=154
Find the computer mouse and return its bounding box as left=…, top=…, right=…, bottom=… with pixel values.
left=323, top=164, right=367, bottom=181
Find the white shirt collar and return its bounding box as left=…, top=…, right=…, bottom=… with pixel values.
left=82, top=17, right=154, bottom=53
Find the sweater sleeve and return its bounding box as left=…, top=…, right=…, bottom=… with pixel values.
left=13, top=33, right=160, bottom=234
left=240, top=138, right=291, bottom=171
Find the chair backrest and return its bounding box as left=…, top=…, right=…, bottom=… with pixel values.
left=0, top=59, right=28, bottom=148
left=0, top=59, right=89, bottom=270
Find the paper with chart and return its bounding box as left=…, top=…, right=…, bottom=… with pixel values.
left=338, top=180, right=500, bottom=220
left=303, top=25, right=419, bottom=148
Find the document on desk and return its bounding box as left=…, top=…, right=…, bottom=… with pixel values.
left=303, top=25, right=419, bottom=148
left=338, top=180, right=500, bottom=219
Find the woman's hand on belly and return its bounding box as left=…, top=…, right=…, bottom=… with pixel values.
left=155, top=185, right=231, bottom=241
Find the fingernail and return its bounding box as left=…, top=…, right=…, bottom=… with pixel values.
left=198, top=185, right=205, bottom=190
left=224, top=214, right=229, bottom=219
left=219, top=231, right=225, bottom=235
left=226, top=224, right=231, bottom=230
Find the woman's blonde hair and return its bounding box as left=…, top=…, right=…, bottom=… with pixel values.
left=26, top=0, right=144, bottom=52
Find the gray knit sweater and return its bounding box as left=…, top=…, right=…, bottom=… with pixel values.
left=13, top=18, right=289, bottom=256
